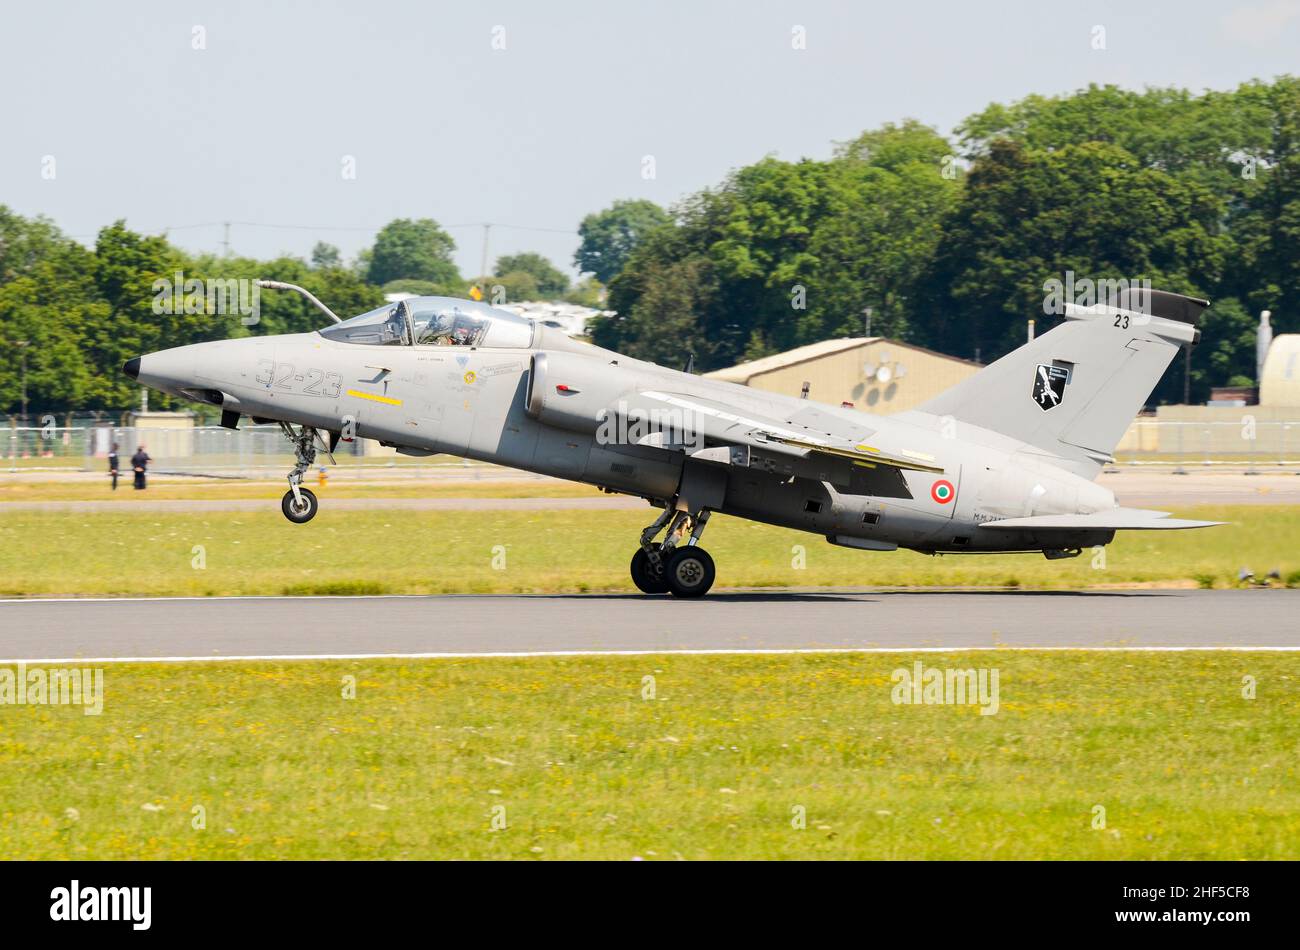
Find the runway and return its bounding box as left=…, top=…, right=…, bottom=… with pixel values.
left=0, top=589, right=1296, bottom=661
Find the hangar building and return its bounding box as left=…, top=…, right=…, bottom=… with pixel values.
left=704, top=337, right=980, bottom=414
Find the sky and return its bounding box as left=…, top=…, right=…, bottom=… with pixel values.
left=2, top=0, right=1298, bottom=278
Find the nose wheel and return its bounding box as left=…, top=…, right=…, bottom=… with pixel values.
left=631, top=506, right=716, bottom=598
left=278, top=422, right=331, bottom=523
left=281, top=487, right=319, bottom=523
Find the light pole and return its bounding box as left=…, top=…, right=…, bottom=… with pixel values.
left=15, top=340, right=29, bottom=424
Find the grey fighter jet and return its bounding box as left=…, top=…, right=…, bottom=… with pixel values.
left=123, top=283, right=1221, bottom=598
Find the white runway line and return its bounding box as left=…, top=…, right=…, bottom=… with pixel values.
left=3, top=645, right=1300, bottom=664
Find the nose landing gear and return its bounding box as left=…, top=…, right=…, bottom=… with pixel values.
left=282, top=486, right=319, bottom=523
left=632, top=505, right=715, bottom=598
left=279, top=422, right=328, bottom=524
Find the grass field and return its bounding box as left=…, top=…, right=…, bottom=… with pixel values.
left=0, top=504, right=1295, bottom=597
left=1, top=651, right=1296, bottom=859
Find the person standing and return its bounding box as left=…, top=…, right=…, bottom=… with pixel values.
left=131, top=444, right=151, bottom=490
left=108, top=442, right=120, bottom=491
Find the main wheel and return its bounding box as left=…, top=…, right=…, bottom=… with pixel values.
left=665, top=546, right=715, bottom=598
left=630, top=543, right=669, bottom=594
left=281, top=487, right=319, bottom=524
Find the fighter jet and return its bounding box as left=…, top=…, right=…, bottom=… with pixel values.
left=123, top=283, right=1221, bottom=597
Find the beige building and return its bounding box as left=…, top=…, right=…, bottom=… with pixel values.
left=705, top=337, right=980, bottom=414
left=1260, top=333, right=1300, bottom=407
left=126, top=411, right=195, bottom=457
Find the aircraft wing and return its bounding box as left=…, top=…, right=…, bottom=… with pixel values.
left=632, top=390, right=945, bottom=475
left=978, top=508, right=1225, bottom=530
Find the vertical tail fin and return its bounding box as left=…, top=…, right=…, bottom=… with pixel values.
left=918, top=289, right=1207, bottom=477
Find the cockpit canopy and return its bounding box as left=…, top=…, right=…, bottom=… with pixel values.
left=319, top=297, right=535, bottom=349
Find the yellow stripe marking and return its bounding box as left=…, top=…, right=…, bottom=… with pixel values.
left=346, top=388, right=402, bottom=407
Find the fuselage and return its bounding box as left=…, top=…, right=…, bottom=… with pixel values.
left=130, top=314, right=1118, bottom=557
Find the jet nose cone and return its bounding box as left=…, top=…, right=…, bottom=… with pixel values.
left=123, top=357, right=141, bottom=380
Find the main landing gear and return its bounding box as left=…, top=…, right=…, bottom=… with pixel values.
left=279, top=422, right=323, bottom=524
left=631, top=505, right=715, bottom=598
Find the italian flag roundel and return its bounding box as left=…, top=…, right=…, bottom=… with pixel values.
left=930, top=479, right=955, bottom=504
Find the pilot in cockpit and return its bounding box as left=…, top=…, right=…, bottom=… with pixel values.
left=424, top=310, right=483, bottom=345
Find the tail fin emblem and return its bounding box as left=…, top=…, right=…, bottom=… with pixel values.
left=1032, top=364, right=1069, bottom=411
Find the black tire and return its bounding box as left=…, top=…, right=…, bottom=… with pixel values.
left=665, top=546, right=715, bottom=598
left=281, top=487, right=319, bottom=524
left=630, top=543, right=669, bottom=594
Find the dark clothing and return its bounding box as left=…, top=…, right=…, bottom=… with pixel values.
left=108, top=451, right=119, bottom=490
left=131, top=450, right=151, bottom=490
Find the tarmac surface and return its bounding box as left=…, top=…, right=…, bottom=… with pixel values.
left=1, top=589, right=1295, bottom=660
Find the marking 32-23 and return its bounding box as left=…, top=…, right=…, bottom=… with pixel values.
left=255, top=360, right=342, bottom=397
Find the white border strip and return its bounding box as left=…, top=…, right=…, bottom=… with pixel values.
left=2, top=645, right=1299, bottom=664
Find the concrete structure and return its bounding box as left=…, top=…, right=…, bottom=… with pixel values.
left=1260, top=333, right=1300, bottom=407
left=704, top=337, right=980, bottom=414
left=1115, top=406, right=1299, bottom=458
left=125, top=411, right=195, bottom=457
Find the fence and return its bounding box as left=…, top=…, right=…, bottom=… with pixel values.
left=4, top=420, right=1300, bottom=476
left=1115, top=420, right=1300, bottom=468
left=0, top=424, right=444, bottom=477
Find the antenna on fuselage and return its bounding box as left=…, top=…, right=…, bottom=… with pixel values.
left=682, top=352, right=695, bottom=374
left=254, top=279, right=342, bottom=324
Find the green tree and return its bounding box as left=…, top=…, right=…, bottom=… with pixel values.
left=1193, top=298, right=1259, bottom=394
left=0, top=245, right=105, bottom=415
left=88, top=221, right=200, bottom=410
left=494, top=252, right=569, bottom=298
left=807, top=122, right=962, bottom=341
left=591, top=257, right=717, bottom=367
left=310, top=242, right=342, bottom=269
left=489, top=270, right=540, bottom=303
left=564, top=276, right=606, bottom=309
left=600, top=125, right=958, bottom=369
left=380, top=279, right=457, bottom=297
left=367, top=218, right=460, bottom=286
left=1230, top=77, right=1300, bottom=329
left=575, top=200, right=671, bottom=283
left=914, top=139, right=1229, bottom=400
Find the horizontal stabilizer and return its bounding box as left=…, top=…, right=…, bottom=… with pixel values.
left=978, top=508, right=1224, bottom=531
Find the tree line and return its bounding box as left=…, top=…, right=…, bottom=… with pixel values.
left=593, top=77, right=1300, bottom=406
left=2, top=76, right=1297, bottom=416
